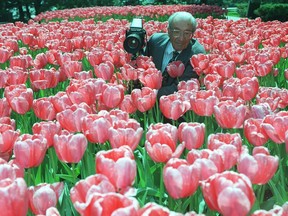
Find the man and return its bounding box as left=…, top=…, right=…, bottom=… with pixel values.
left=145, top=11, right=205, bottom=98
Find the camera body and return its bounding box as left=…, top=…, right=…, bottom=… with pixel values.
left=124, top=18, right=146, bottom=56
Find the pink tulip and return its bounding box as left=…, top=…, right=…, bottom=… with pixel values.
left=138, top=202, right=182, bottom=216
left=190, top=89, right=220, bottom=116
left=159, top=93, right=190, bottom=120
left=163, top=158, right=200, bottom=199
left=51, top=91, right=73, bottom=113
left=0, top=177, right=28, bottom=216
left=4, top=84, right=33, bottom=114
left=108, top=119, right=143, bottom=151
left=77, top=192, right=139, bottom=216
left=166, top=60, right=185, bottom=78
left=100, top=83, right=125, bottom=109
left=53, top=131, right=87, bottom=163
left=96, top=146, right=136, bottom=192
left=201, top=171, right=255, bottom=216
left=56, top=103, right=91, bottom=133
left=238, top=146, right=279, bottom=185
left=29, top=68, right=59, bottom=90
left=178, top=122, right=205, bottom=150
left=94, top=60, right=114, bottom=81
left=131, top=87, right=156, bottom=112
left=261, top=111, right=288, bottom=144
left=32, top=121, right=62, bottom=148
left=81, top=113, right=112, bottom=144
left=28, top=182, right=64, bottom=215
left=213, top=100, right=247, bottom=129
left=119, top=95, right=138, bottom=114
left=190, top=53, right=210, bottom=76
left=208, top=133, right=242, bottom=153
left=32, top=97, right=57, bottom=121
left=70, top=174, right=115, bottom=213
left=244, top=118, right=269, bottom=146
left=177, top=79, right=200, bottom=91
left=14, top=134, right=47, bottom=168
left=138, top=67, right=162, bottom=89
left=145, top=123, right=184, bottom=163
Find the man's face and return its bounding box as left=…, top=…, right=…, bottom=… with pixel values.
left=168, top=17, right=193, bottom=51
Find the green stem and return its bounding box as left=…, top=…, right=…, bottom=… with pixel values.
left=159, top=162, right=165, bottom=205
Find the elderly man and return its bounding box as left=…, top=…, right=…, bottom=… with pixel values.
left=145, top=11, right=205, bottom=98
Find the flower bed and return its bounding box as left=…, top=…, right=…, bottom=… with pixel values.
left=0, top=5, right=288, bottom=216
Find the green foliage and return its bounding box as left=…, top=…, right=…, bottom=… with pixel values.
left=255, top=3, right=288, bottom=22
left=235, top=3, right=248, bottom=17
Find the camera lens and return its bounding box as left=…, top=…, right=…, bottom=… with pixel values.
left=124, top=33, right=143, bottom=54
left=127, top=36, right=140, bottom=49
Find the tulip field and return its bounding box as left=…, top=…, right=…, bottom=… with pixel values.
left=1, top=4, right=288, bottom=216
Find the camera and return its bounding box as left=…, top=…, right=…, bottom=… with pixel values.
left=124, top=18, right=146, bottom=56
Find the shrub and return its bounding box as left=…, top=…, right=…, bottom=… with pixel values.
left=255, top=3, right=288, bottom=22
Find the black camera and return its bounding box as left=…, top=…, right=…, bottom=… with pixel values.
left=124, top=18, right=146, bottom=56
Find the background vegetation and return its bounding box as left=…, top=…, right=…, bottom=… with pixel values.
left=0, top=0, right=287, bottom=24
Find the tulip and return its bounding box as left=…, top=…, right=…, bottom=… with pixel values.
left=100, top=83, right=125, bottom=109
left=214, top=60, right=236, bottom=78
left=222, top=77, right=241, bottom=101
left=108, top=119, right=143, bottom=151
left=14, top=134, right=47, bottom=168
left=66, top=78, right=100, bottom=106
left=159, top=93, right=190, bottom=120
left=4, top=84, right=33, bottom=114
left=56, top=103, right=91, bottom=133
left=138, top=67, right=162, bottom=89
left=190, top=89, right=220, bottom=116
left=178, top=122, right=205, bottom=150
left=203, top=73, right=224, bottom=90
left=32, top=121, right=62, bottom=148
left=0, top=47, right=13, bottom=63
left=138, top=202, right=182, bottom=216
left=213, top=100, right=247, bottom=129
left=253, top=60, right=274, bottom=77
left=145, top=123, right=184, bottom=163
left=51, top=91, right=73, bottom=113
left=119, top=95, right=138, bottom=114
left=243, top=118, right=269, bottom=146
left=0, top=178, right=28, bottom=216
left=261, top=110, right=288, bottom=143
left=29, top=68, right=59, bottom=90
left=136, top=55, right=155, bottom=70
left=120, top=63, right=139, bottom=81
left=186, top=149, right=218, bottom=180
left=256, top=87, right=281, bottom=111
left=190, top=53, right=210, bottom=76
left=28, top=182, right=64, bottom=215
left=61, top=60, right=82, bottom=78
left=94, top=60, right=114, bottom=81
left=96, top=146, right=136, bottom=192
left=166, top=60, right=185, bottom=78
left=177, top=79, right=200, bottom=91
left=81, top=113, right=112, bottom=144
left=77, top=192, right=139, bottom=216
left=201, top=171, right=255, bottom=216
left=247, top=103, right=273, bottom=119
left=239, top=76, right=259, bottom=101
left=0, top=127, right=20, bottom=155
left=238, top=146, right=279, bottom=185
left=5, top=67, right=29, bottom=86
left=53, top=131, right=87, bottom=163
left=131, top=87, right=157, bottom=112
left=32, top=97, right=57, bottom=121
left=208, top=133, right=242, bottom=153
left=235, top=64, right=255, bottom=79
left=70, top=174, right=115, bottom=213
left=9, top=54, right=33, bottom=69
left=163, top=158, right=200, bottom=199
